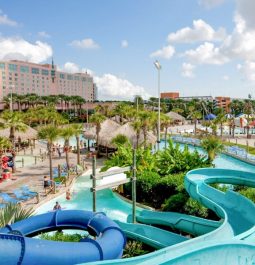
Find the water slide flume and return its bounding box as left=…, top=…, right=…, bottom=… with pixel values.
left=0, top=210, right=126, bottom=265
left=86, top=168, right=255, bottom=265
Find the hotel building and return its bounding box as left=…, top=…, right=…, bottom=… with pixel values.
left=0, top=60, right=97, bottom=101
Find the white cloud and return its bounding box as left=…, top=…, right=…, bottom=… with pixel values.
left=236, top=0, right=255, bottom=31
left=182, top=63, right=195, bottom=78
left=0, top=10, right=18, bottom=26
left=62, top=62, right=80, bottom=73
left=0, top=37, right=52, bottom=63
left=150, top=45, right=175, bottom=59
left=168, top=19, right=226, bottom=43
left=185, top=42, right=229, bottom=65
left=38, top=31, right=50, bottom=38
left=121, top=40, right=128, bottom=48
left=69, top=38, right=100, bottom=49
left=94, top=74, right=151, bottom=100
left=198, top=0, right=226, bottom=9
left=223, top=75, right=229, bottom=80
left=237, top=61, right=255, bottom=81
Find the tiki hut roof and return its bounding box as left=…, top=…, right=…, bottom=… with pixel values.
left=98, top=122, right=156, bottom=148
left=83, top=119, right=121, bottom=141
left=165, top=111, right=186, bottom=122
left=0, top=126, right=37, bottom=140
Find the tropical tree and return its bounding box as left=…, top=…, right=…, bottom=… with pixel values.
left=71, top=124, right=84, bottom=165
left=61, top=126, right=75, bottom=170
left=0, top=136, right=11, bottom=176
left=160, top=114, right=172, bottom=149
left=0, top=110, right=27, bottom=145
left=38, top=125, right=60, bottom=182
left=131, top=119, right=142, bottom=148
left=111, top=134, right=130, bottom=147
left=0, top=203, right=34, bottom=227
left=214, top=110, right=226, bottom=137
left=138, top=111, right=154, bottom=147
left=188, top=106, right=202, bottom=135
left=201, top=136, right=224, bottom=163
left=89, top=113, right=106, bottom=149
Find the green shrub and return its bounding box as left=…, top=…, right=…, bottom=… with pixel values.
left=162, top=193, right=189, bottom=212
left=184, top=198, right=208, bottom=218
left=39, top=231, right=83, bottom=242
left=123, top=240, right=150, bottom=258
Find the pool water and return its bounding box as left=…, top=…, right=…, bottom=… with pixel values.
left=36, top=141, right=255, bottom=219
left=54, top=134, right=95, bottom=148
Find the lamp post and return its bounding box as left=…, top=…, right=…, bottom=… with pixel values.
left=154, top=60, right=161, bottom=151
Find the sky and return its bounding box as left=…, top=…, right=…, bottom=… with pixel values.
left=0, top=0, right=255, bottom=100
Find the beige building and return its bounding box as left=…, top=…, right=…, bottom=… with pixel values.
left=0, top=60, right=97, bottom=101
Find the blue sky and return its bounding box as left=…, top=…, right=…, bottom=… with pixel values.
left=0, top=0, right=255, bottom=100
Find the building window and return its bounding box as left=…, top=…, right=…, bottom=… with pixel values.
left=41, top=69, right=49, bottom=75
left=60, top=73, right=65, bottom=79
left=8, top=64, right=18, bottom=72
left=0, top=63, right=5, bottom=69
left=31, top=68, right=39, bottom=74
left=74, top=76, right=80, bottom=81
left=67, top=74, right=73, bottom=80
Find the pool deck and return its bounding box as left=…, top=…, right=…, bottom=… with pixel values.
left=0, top=141, right=105, bottom=210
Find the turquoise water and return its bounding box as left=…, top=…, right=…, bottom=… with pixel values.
left=36, top=141, right=255, bottom=219
left=54, top=134, right=95, bottom=148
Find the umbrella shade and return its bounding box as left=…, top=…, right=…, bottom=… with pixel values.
left=0, top=126, right=37, bottom=140
left=165, top=112, right=185, bottom=122
left=205, top=114, right=216, bottom=120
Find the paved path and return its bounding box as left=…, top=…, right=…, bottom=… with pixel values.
left=0, top=140, right=104, bottom=210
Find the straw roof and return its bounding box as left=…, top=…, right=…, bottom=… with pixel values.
left=83, top=119, right=121, bottom=141
left=0, top=126, right=38, bottom=140
left=165, top=111, right=186, bottom=121
left=98, top=122, right=157, bottom=148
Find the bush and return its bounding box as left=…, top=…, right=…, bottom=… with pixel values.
left=184, top=198, right=208, bottom=218
left=123, top=240, right=150, bottom=258
left=39, top=231, right=83, bottom=242
left=162, top=192, right=189, bottom=212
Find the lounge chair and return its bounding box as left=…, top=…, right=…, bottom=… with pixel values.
left=13, top=190, right=30, bottom=201
left=0, top=193, right=20, bottom=204
left=21, top=186, right=37, bottom=198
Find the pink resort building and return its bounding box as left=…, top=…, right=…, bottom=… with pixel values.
left=0, top=59, right=97, bottom=102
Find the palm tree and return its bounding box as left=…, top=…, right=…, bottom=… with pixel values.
left=0, top=136, right=11, bottom=176
left=188, top=106, right=202, bottom=135
left=0, top=203, right=34, bottom=227
left=0, top=111, right=27, bottom=167
left=138, top=111, right=154, bottom=147
left=89, top=113, right=106, bottom=150
left=38, top=125, right=60, bottom=182
left=201, top=136, right=224, bottom=163
left=131, top=119, right=142, bottom=148
left=215, top=111, right=226, bottom=137
left=61, top=126, right=75, bottom=170
left=160, top=114, right=172, bottom=149
left=71, top=123, right=84, bottom=165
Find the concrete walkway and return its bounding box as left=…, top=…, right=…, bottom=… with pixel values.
left=0, top=141, right=104, bottom=210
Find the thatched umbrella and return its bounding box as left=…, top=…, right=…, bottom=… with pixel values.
left=0, top=126, right=37, bottom=141
left=98, top=122, right=156, bottom=148
left=165, top=111, right=186, bottom=123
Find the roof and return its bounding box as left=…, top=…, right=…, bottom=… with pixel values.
left=165, top=111, right=186, bottom=121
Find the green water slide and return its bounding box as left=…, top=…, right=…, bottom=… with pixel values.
left=84, top=168, right=255, bottom=265
left=115, top=221, right=188, bottom=249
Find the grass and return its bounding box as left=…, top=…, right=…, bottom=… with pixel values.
left=222, top=141, right=255, bottom=155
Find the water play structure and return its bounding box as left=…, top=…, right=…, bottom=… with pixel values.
left=0, top=210, right=126, bottom=265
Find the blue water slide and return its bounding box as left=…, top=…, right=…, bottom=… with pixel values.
left=0, top=210, right=126, bottom=265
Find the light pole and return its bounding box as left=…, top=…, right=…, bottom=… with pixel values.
left=154, top=60, right=161, bottom=151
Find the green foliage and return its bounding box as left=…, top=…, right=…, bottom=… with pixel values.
left=201, top=136, right=224, bottom=163
left=162, top=192, right=189, bottom=212
left=184, top=198, right=208, bottom=218
left=111, top=134, right=130, bottom=147
left=0, top=203, right=34, bottom=227
left=39, top=231, right=83, bottom=242
left=239, top=188, right=255, bottom=203
left=123, top=240, right=149, bottom=258
left=156, top=139, right=209, bottom=175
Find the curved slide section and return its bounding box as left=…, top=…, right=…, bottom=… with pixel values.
left=115, top=221, right=188, bottom=249
left=85, top=168, right=255, bottom=265
left=0, top=210, right=126, bottom=265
